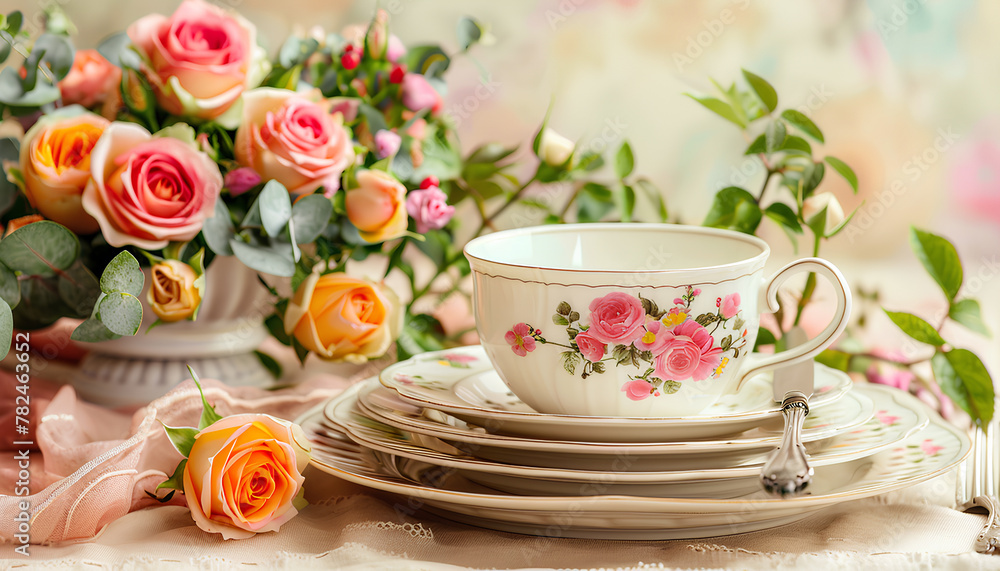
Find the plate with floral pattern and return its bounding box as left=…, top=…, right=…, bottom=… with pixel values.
left=378, top=346, right=855, bottom=442
left=300, top=387, right=970, bottom=539
left=357, top=382, right=922, bottom=472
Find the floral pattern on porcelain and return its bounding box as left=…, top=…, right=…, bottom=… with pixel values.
left=506, top=286, right=749, bottom=400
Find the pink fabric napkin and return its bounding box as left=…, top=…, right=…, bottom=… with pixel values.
left=0, top=372, right=348, bottom=544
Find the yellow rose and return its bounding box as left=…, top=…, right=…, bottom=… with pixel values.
left=148, top=260, right=202, bottom=322
left=344, top=169, right=408, bottom=243
left=20, top=111, right=109, bottom=234
left=283, top=272, right=402, bottom=363
left=183, top=414, right=311, bottom=540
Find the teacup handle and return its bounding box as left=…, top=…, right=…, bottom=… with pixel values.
left=736, top=258, right=852, bottom=388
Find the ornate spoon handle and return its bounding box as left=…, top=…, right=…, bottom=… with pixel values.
left=760, top=394, right=813, bottom=497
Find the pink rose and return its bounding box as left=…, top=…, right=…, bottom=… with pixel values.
left=653, top=320, right=723, bottom=382
left=127, top=0, right=270, bottom=125
left=59, top=49, right=121, bottom=109
left=632, top=320, right=669, bottom=354
left=329, top=97, right=360, bottom=123
left=621, top=379, right=654, bottom=401
left=405, top=186, right=454, bottom=234
left=224, top=167, right=261, bottom=196
left=375, top=129, right=401, bottom=159
left=344, top=170, right=408, bottom=243
left=235, top=89, right=355, bottom=195
left=401, top=73, right=442, bottom=114
left=505, top=322, right=537, bottom=357
left=587, top=292, right=646, bottom=345
left=720, top=293, right=741, bottom=320
left=82, top=122, right=222, bottom=249
left=574, top=330, right=606, bottom=363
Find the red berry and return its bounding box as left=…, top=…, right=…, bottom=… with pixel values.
left=420, top=176, right=440, bottom=189
left=344, top=44, right=355, bottom=53
left=390, top=63, right=406, bottom=84
left=341, top=51, right=360, bottom=70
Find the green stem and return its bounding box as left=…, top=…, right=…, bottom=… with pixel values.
left=792, top=233, right=822, bottom=326
left=557, top=183, right=584, bottom=222
left=847, top=351, right=928, bottom=369
left=472, top=175, right=536, bottom=238
left=756, top=168, right=774, bottom=204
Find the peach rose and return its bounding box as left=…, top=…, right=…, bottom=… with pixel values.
left=127, top=0, right=270, bottom=126
left=183, top=414, right=311, bottom=539
left=19, top=110, right=109, bottom=234
left=83, top=122, right=223, bottom=249
left=344, top=170, right=408, bottom=243
left=148, top=260, right=201, bottom=322
left=283, top=272, right=402, bottom=363
left=234, top=88, right=355, bottom=195
left=59, top=49, right=122, bottom=109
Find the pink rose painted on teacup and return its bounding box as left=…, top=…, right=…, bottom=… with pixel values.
left=405, top=185, right=454, bottom=234
left=720, top=293, right=741, bottom=320
left=632, top=320, right=670, bottom=354
left=505, top=323, right=536, bottom=357
left=59, top=49, right=121, bottom=109
left=235, top=89, right=355, bottom=195
left=82, top=122, right=222, bottom=249
left=574, top=330, right=606, bottom=363
left=621, top=379, right=654, bottom=401
left=127, top=0, right=269, bottom=125
left=587, top=292, right=646, bottom=345
left=653, top=320, right=723, bottom=382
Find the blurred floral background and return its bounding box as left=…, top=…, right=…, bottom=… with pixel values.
left=22, top=0, right=999, bottom=370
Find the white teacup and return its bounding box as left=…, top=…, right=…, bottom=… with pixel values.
left=464, top=224, right=851, bottom=418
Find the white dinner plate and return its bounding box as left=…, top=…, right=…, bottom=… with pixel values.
left=378, top=346, right=854, bottom=442
left=357, top=381, right=893, bottom=471
left=300, top=391, right=970, bottom=539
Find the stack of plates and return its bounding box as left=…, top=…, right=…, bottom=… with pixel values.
left=299, top=346, right=971, bottom=539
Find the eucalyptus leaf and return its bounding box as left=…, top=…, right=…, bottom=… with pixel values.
left=230, top=239, right=295, bottom=277
left=780, top=109, right=824, bottom=142
left=99, top=251, right=143, bottom=296
left=258, top=180, right=292, bottom=237
left=883, top=309, right=945, bottom=347
left=279, top=36, right=319, bottom=68
left=703, top=186, right=762, bottom=235
left=0, top=221, right=79, bottom=277
left=70, top=317, right=122, bottom=342
left=933, top=349, right=995, bottom=427
left=0, top=261, right=18, bottom=308
left=685, top=94, right=745, bottom=128
left=28, top=34, right=74, bottom=82
left=289, top=194, right=333, bottom=244
left=910, top=227, right=963, bottom=301
left=97, top=292, right=143, bottom=336
left=97, top=32, right=129, bottom=67
left=456, top=16, right=484, bottom=52
left=0, top=297, right=10, bottom=360
left=950, top=298, right=991, bottom=336
left=58, top=261, right=100, bottom=317
left=741, top=69, right=778, bottom=112
left=202, top=199, right=236, bottom=256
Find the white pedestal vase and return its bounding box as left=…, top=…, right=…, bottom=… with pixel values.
left=71, top=256, right=275, bottom=407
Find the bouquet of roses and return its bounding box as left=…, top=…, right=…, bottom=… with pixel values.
left=0, top=2, right=656, bottom=367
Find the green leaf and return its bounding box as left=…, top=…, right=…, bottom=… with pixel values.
left=359, top=103, right=388, bottom=135
left=278, top=36, right=319, bottom=67
left=0, top=297, right=10, bottom=360
left=414, top=230, right=450, bottom=270
left=618, top=184, right=636, bottom=223
left=230, top=239, right=295, bottom=277
left=96, top=32, right=130, bottom=67
left=614, top=141, right=634, bottom=179
left=764, top=119, right=787, bottom=152
left=703, top=186, right=762, bottom=235
left=779, top=135, right=813, bottom=156
left=801, top=161, right=825, bottom=196
left=254, top=350, right=283, bottom=380
left=910, top=227, right=963, bottom=301
left=949, top=299, right=991, bottom=337
left=290, top=194, right=333, bottom=244
left=188, top=366, right=223, bottom=430
left=932, top=349, right=995, bottom=427
left=764, top=202, right=803, bottom=234
left=0, top=261, right=18, bottom=308
left=456, top=16, right=485, bottom=52
left=58, top=261, right=101, bottom=318
left=883, top=310, right=946, bottom=347
left=396, top=312, right=446, bottom=361
left=577, top=183, right=616, bottom=223
left=815, top=349, right=851, bottom=372
left=162, top=424, right=199, bottom=458
left=824, top=156, right=858, bottom=194
left=4, top=12, right=23, bottom=35
left=70, top=318, right=121, bottom=342
left=100, top=251, right=144, bottom=296
left=258, top=180, right=293, bottom=237
left=0, top=221, right=79, bottom=277
left=97, top=292, right=143, bottom=336
left=685, top=94, right=745, bottom=128
left=741, top=69, right=778, bottom=112
left=202, top=199, right=236, bottom=256
left=402, top=45, right=451, bottom=79
left=780, top=110, right=824, bottom=142
left=744, top=134, right=766, bottom=155
left=635, top=178, right=667, bottom=222
left=561, top=351, right=580, bottom=375
left=157, top=459, right=187, bottom=492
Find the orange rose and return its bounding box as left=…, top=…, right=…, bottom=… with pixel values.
left=59, top=49, right=122, bottom=109
left=183, top=414, right=311, bottom=539
left=2, top=215, right=44, bottom=238
left=344, top=170, right=408, bottom=243
left=20, top=110, right=109, bottom=234
left=283, top=272, right=402, bottom=363
left=148, top=260, right=202, bottom=322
